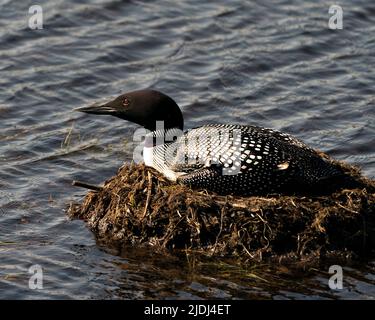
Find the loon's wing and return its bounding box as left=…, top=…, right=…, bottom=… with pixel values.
left=170, top=124, right=342, bottom=195
left=174, top=124, right=293, bottom=175
left=203, top=124, right=317, bottom=154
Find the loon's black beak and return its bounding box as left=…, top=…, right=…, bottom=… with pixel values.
left=75, top=103, right=117, bottom=115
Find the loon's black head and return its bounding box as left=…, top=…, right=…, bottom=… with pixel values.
left=77, top=89, right=184, bottom=131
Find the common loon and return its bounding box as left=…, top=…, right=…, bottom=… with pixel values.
left=77, top=89, right=343, bottom=196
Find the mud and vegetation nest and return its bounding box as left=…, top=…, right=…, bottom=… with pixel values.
left=68, top=158, right=375, bottom=263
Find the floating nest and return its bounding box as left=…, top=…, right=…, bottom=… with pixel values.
left=68, top=157, right=375, bottom=263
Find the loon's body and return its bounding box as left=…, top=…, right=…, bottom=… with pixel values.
left=78, top=89, right=342, bottom=196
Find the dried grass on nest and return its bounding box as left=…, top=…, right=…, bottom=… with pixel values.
left=68, top=158, right=375, bottom=262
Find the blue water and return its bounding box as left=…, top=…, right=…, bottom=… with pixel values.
left=0, top=0, right=374, bottom=299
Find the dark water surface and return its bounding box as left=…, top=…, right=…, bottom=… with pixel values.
left=0, top=0, right=374, bottom=299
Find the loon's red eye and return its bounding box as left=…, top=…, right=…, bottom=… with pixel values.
left=122, top=97, right=130, bottom=107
